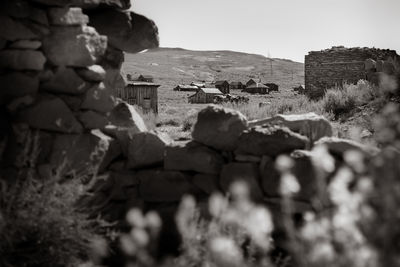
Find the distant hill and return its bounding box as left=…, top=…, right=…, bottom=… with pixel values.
left=122, top=47, right=304, bottom=90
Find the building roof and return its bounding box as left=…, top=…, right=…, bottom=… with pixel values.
left=199, top=88, right=223, bottom=94
left=127, top=81, right=160, bottom=87
left=176, top=85, right=199, bottom=89
left=246, top=82, right=268, bottom=88
left=138, top=74, right=154, bottom=79
left=215, top=80, right=229, bottom=86
left=190, top=82, right=206, bottom=87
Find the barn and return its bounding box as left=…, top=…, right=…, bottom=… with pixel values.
left=214, top=80, right=230, bottom=94
left=243, top=82, right=269, bottom=94
left=174, top=85, right=199, bottom=91
left=137, top=74, right=154, bottom=83
left=122, top=81, right=160, bottom=113
left=246, top=79, right=257, bottom=87
left=264, top=83, right=279, bottom=92
left=230, top=81, right=244, bottom=89
left=188, top=88, right=223, bottom=104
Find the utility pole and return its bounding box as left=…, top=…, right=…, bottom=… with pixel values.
left=268, top=51, right=273, bottom=77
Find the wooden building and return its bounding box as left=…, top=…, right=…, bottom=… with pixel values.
left=246, top=79, right=257, bottom=87
left=173, top=84, right=199, bottom=91
left=121, top=81, right=160, bottom=113
left=264, top=83, right=279, bottom=92
left=190, top=82, right=206, bottom=88
left=188, top=88, right=223, bottom=104
left=243, top=82, right=269, bottom=94
left=214, top=80, right=230, bottom=94
left=137, top=74, right=154, bottom=83
left=230, top=81, right=244, bottom=89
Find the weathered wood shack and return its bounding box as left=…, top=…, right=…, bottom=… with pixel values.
left=264, top=83, right=279, bottom=91
left=122, top=81, right=160, bottom=113
left=243, top=83, right=269, bottom=94
left=188, top=88, right=223, bottom=104
left=246, top=79, right=257, bottom=87
left=174, top=85, right=199, bottom=91
left=230, top=81, right=244, bottom=89
left=214, top=80, right=230, bottom=94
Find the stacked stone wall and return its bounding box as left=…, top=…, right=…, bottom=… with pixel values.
left=305, top=46, right=398, bottom=98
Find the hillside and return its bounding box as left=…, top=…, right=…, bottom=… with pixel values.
left=122, top=47, right=304, bottom=89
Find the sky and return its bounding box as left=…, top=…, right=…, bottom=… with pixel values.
left=132, top=0, right=400, bottom=62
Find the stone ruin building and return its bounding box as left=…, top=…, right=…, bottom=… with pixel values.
left=305, top=46, right=398, bottom=98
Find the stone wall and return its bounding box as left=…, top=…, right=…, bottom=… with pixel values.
left=305, top=46, right=398, bottom=98
left=0, top=0, right=158, bottom=181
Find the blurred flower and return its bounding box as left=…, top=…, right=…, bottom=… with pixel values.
left=130, top=228, right=149, bottom=247
left=209, top=192, right=228, bottom=218
left=229, top=180, right=250, bottom=202
left=275, top=155, right=294, bottom=173
left=120, top=234, right=137, bottom=256
left=208, top=236, right=243, bottom=267
left=126, top=208, right=146, bottom=228
left=344, top=150, right=366, bottom=173
left=280, top=173, right=300, bottom=196
left=145, top=211, right=162, bottom=232
left=311, top=145, right=335, bottom=173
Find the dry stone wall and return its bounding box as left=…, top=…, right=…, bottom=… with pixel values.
left=305, top=46, right=398, bottom=99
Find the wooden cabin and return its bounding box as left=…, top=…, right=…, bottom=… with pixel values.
left=214, top=80, right=230, bottom=94
left=188, top=88, right=223, bottom=104
left=174, top=84, right=199, bottom=91
left=264, top=83, right=279, bottom=92
left=137, top=74, right=154, bottom=83
left=243, top=82, right=269, bottom=94
left=230, top=81, right=244, bottom=89
left=122, top=81, right=160, bottom=113
left=246, top=79, right=257, bottom=87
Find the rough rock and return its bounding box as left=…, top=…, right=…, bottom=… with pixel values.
left=220, top=162, right=263, bottom=200
left=127, top=131, right=172, bottom=169
left=76, top=65, right=106, bottom=82
left=42, top=25, right=107, bottom=67
left=48, top=7, right=89, bottom=26
left=376, top=60, right=384, bottom=72
left=58, top=94, right=84, bottom=111
left=40, top=66, right=90, bottom=94
left=138, top=170, right=200, bottom=202
left=235, top=154, right=261, bottom=163
left=164, top=141, right=224, bottom=174
left=7, top=95, right=35, bottom=113
left=0, top=50, right=46, bottom=70
left=236, top=126, right=309, bottom=157
left=383, top=61, right=395, bottom=75
left=87, top=9, right=159, bottom=53
left=78, top=110, right=109, bottom=130
left=0, top=72, right=39, bottom=101
left=18, top=94, right=83, bottom=133
left=81, top=82, right=115, bottom=113
left=98, top=138, right=122, bottom=173
left=1, top=0, right=48, bottom=25
left=192, top=105, right=248, bottom=151
left=0, top=38, right=6, bottom=50
left=249, top=113, right=332, bottom=143
left=315, top=136, right=380, bottom=157
left=364, top=58, right=376, bottom=71
left=49, top=130, right=110, bottom=177
left=29, top=0, right=131, bottom=9
left=0, top=16, right=38, bottom=41
left=192, top=174, right=220, bottom=194
left=10, top=40, right=42, bottom=49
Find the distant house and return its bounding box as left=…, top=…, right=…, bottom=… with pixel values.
left=174, top=84, right=199, bottom=92
left=246, top=79, right=257, bottom=87
left=122, top=81, right=160, bottom=113
left=293, top=85, right=305, bottom=94
left=243, top=82, right=269, bottom=94
left=188, top=88, right=223, bottom=104
left=190, top=82, right=206, bottom=88
left=264, top=83, right=279, bottom=92
left=137, top=74, right=154, bottom=83
left=214, top=80, right=230, bottom=94
left=230, top=81, right=244, bottom=89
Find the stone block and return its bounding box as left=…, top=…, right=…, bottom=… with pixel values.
left=42, top=25, right=107, bottom=67
left=220, top=162, right=263, bottom=200
left=48, top=7, right=89, bottom=26
left=76, top=65, right=106, bottom=82
left=192, top=173, right=220, bottom=195
left=78, top=110, right=110, bottom=130
left=81, top=82, right=115, bottom=113
left=40, top=66, right=90, bottom=94
left=127, top=131, right=172, bottom=169
left=18, top=94, right=83, bottom=133
left=0, top=50, right=46, bottom=70
left=192, top=105, right=248, bottom=151
left=1, top=0, right=48, bottom=25
left=0, top=72, right=39, bottom=100
left=164, top=141, right=224, bottom=174
left=0, top=15, right=38, bottom=41
left=98, top=137, right=122, bottom=173
left=315, top=137, right=379, bottom=157
left=10, top=40, right=42, bottom=50
left=138, top=170, right=199, bottom=202
left=236, top=126, right=309, bottom=157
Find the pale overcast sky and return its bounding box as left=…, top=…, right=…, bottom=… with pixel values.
left=132, top=0, right=400, bottom=62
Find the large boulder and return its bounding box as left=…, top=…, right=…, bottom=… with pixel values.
left=77, top=110, right=109, bottom=130
left=192, top=105, right=248, bottom=151
left=0, top=50, right=46, bottom=70
left=10, top=40, right=42, bottom=50
left=249, top=113, right=332, bottom=143
left=0, top=15, right=38, bottom=41
left=192, top=174, right=220, bottom=195
left=81, top=82, right=116, bottom=113
left=28, top=0, right=131, bottom=9
left=0, top=72, right=39, bottom=102
left=18, top=94, right=83, bottom=133
left=138, top=170, right=200, bottom=202
left=1, top=0, right=48, bottom=25
left=364, top=58, right=376, bottom=72
left=315, top=137, right=379, bottom=157
left=76, top=65, right=106, bottom=82
left=235, top=126, right=309, bottom=157
left=164, top=141, right=224, bottom=174
left=42, top=25, right=107, bottom=67
left=127, top=131, right=172, bottom=169
left=40, top=66, right=90, bottom=94
left=48, top=7, right=89, bottom=26
left=49, top=130, right=111, bottom=177
left=220, top=162, right=263, bottom=201
left=87, top=9, right=159, bottom=53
